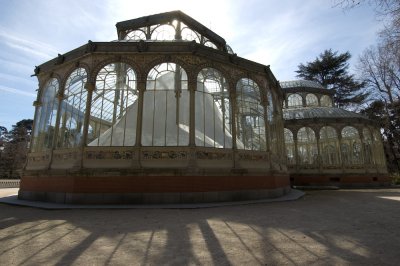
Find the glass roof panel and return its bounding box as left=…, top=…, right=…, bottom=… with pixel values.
left=280, top=80, right=325, bottom=89
left=283, top=107, right=367, bottom=120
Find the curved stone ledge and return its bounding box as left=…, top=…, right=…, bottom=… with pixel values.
left=290, top=173, right=391, bottom=187
left=18, top=187, right=291, bottom=205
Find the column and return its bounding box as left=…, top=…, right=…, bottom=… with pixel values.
left=135, top=79, right=146, bottom=147
left=231, top=85, right=242, bottom=170
left=294, top=133, right=299, bottom=171
left=82, top=82, right=95, bottom=146
left=29, top=100, right=42, bottom=153
left=188, top=79, right=196, bottom=147
left=338, top=134, right=345, bottom=173
left=187, top=78, right=197, bottom=173
left=48, top=92, right=64, bottom=169
left=73, top=81, right=95, bottom=170
left=358, top=129, right=367, bottom=173
left=315, top=130, right=322, bottom=172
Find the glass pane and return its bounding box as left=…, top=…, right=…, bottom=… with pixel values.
left=284, top=128, right=295, bottom=164
left=57, top=68, right=87, bottom=148
left=287, top=94, right=302, bottom=108
left=320, top=126, right=339, bottom=165
left=341, top=126, right=361, bottom=165
left=195, top=68, right=232, bottom=148
left=88, top=63, right=137, bottom=146
left=235, top=78, right=265, bottom=151
left=297, top=127, right=318, bottom=164
left=320, top=95, right=332, bottom=107
left=125, top=29, right=147, bottom=40
left=151, top=24, right=175, bottom=40
left=142, top=63, right=189, bottom=146
left=31, top=78, right=59, bottom=152
left=306, top=94, right=318, bottom=107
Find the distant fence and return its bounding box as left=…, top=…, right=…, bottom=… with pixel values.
left=0, top=179, right=20, bottom=188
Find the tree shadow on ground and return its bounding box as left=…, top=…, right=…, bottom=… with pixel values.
left=1, top=189, right=400, bottom=265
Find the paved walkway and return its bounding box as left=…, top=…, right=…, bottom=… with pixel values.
left=1, top=188, right=400, bottom=265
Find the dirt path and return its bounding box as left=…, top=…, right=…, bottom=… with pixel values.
left=1, top=188, right=400, bottom=265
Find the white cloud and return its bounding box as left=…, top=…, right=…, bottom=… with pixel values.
left=0, top=85, right=36, bottom=98
left=0, top=26, right=58, bottom=60
left=0, top=73, right=36, bottom=87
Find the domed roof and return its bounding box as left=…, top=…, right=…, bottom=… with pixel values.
left=283, top=107, right=368, bottom=121
left=280, top=80, right=335, bottom=95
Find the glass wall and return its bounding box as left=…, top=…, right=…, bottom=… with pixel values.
left=142, top=63, right=189, bottom=146
left=284, top=128, right=295, bottom=164
left=341, top=126, right=362, bottom=165
left=235, top=78, right=265, bottom=151
left=320, top=126, right=339, bottom=165
left=306, top=94, right=318, bottom=107
left=87, top=63, right=137, bottom=146
left=287, top=93, right=302, bottom=108
left=297, top=127, right=318, bottom=164
left=320, top=95, right=332, bottom=107
left=372, top=129, right=386, bottom=166
left=196, top=68, right=232, bottom=148
left=57, top=68, right=87, bottom=148
left=363, top=128, right=373, bottom=164
left=31, top=78, right=59, bottom=152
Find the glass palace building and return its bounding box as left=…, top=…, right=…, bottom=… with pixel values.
left=19, top=11, right=389, bottom=204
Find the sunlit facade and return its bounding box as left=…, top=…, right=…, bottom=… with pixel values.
left=20, top=11, right=289, bottom=204
left=281, top=80, right=389, bottom=186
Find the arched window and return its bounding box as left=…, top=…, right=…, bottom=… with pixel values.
left=181, top=23, right=201, bottom=43
left=306, top=94, right=318, bottom=107
left=196, top=68, right=232, bottom=148
left=125, top=29, right=147, bottom=40
left=284, top=128, right=295, bottom=164
left=150, top=24, right=176, bottom=40
left=363, top=128, right=373, bottom=164
left=235, top=78, right=265, bottom=151
left=142, top=63, right=189, bottom=146
left=287, top=94, right=302, bottom=108
left=203, top=40, right=218, bottom=49
left=297, top=127, right=318, bottom=165
left=320, top=126, right=339, bottom=165
left=57, top=68, right=87, bottom=148
left=267, top=89, right=277, bottom=153
left=320, top=95, right=332, bottom=107
left=88, top=63, right=137, bottom=146
left=31, top=78, right=59, bottom=152
left=372, top=129, right=386, bottom=166
left=341, top=126, right=362, bottom=165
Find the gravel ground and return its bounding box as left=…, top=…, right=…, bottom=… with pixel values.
left=0, top=188, right=399, bottom=265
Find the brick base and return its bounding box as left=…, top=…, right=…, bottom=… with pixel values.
left=18, top=175, right=290, bottom=204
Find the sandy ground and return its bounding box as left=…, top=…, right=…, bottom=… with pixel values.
left=0, top=188, right=400, bottom=265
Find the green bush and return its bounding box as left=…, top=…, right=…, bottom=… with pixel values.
left=391, top=173, right=400, bottom=185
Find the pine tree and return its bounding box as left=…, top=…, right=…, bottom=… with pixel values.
left=296, top=49, right=368, bottom=109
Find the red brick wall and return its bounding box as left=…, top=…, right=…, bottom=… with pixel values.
left=20, top=175, right=290, bottom=193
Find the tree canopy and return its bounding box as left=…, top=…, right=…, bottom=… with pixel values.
left=296, top=49, right=368, bottom=109
left=0, top=119, right=33, bottom=178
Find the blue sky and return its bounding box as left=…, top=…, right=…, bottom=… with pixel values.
left=0, top=0, right=382, bottom=130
